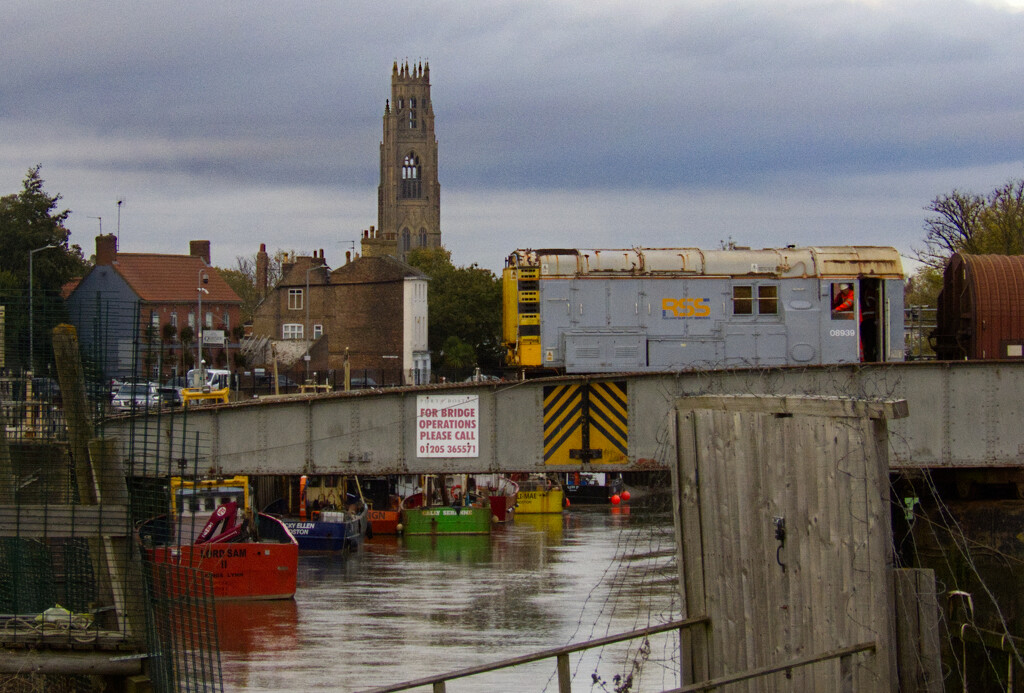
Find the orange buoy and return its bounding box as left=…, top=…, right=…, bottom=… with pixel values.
left=611, top=494, right=621, bottom=505
left=621, top=490, right=631, bottom=502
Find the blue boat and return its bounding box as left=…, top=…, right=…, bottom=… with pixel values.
left=282, top=505, right=369, bottom=552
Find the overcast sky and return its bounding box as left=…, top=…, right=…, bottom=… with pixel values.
left=3, top=0, right=1023, bottom=274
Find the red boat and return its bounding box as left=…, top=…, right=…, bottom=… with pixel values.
left=368, top=507, right=401, bottom=535
left=138, top=477, right=299, bottom=601
left=360, top=476, right=403, bottom=535
left=473, top=475, right=519, bottom=522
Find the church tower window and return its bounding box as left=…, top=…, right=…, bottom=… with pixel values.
left=401, top=229, right=411, bottom=254
left=401, top=154, right=421, bottom=198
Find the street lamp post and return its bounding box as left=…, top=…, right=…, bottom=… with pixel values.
left=196, top=270, right=209, bottom=385
left=28, top=244, right=58, bottom=374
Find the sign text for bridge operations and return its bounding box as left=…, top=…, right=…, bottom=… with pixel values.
left=416, top=394, right=479, bottom=458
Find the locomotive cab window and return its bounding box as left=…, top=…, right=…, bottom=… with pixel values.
left=757, top=285, right=778, bottom=314
left=831, top=283, right=855, bottom=320
left=732, top=285, right=778, bottom=315
left=732, top=286, right=753, bottom=314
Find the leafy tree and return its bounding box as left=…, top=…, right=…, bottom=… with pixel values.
left=217, top=266, right=258, bottom=323
left=406, top=247, right=503, bottom=372
left=917, top=179, right=1024, bottom=269
left=904, top=265, right=944, bottom=308
left=223, top=250, right=287, bottom=323
left=911, top=177, right=1024, bottom=313
left=0, top=165, right=87, bottom=285
left=0, top=165, right=88, bottom=371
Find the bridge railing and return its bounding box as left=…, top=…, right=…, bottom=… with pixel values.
left=665, top=641, right=877, bottom=693
left=355, top=616, right=709, bottom=693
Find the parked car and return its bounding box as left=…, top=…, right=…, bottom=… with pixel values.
left=111, top=382, right=160, bottom=412
left=157, top=386, right=183, bottom=408
left=348, top=376, right=378, bottom=389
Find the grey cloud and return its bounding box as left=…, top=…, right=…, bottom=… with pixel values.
left=3, top=0, right=1024, bottom=271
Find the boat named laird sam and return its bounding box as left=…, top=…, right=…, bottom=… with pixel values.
left=137, top=476, right=298, bottom=600
left=401, top=474, right=493, bottom=535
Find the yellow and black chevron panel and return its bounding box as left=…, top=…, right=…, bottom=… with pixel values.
left=543, top=381, right=628, bottom=465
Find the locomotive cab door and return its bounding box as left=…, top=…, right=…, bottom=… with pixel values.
left=858, top=277, right=883, bottom=361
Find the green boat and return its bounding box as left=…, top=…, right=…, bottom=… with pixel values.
left=400, top=475, right=493, bottom=536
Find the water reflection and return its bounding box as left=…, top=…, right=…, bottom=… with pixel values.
left=219, top=500, right=681, bottom=692
left=401, top=534, right=492, bottom=563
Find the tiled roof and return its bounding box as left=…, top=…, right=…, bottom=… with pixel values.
left=111, top=254, right=241, bottom=303
left=61, top=277, right=82, bottom=300
left=329, top=255, right=427, bottom=284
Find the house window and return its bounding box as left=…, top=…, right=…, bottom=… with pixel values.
left=205, top=311, right=213, bottom=329
left=288, top=288, right=303, bottom=310
left=224, top=313, right=229, bottom=331
left=732, top=286, right=753, bottom=315
left=170, top=312, right=178, bottom=327
left=188, top=313, right=195, bottom=329
left=283, top=323, right=303, bottom=340
left=313, top=324, right=323, bottom=339
left=151, top=311, right=160, bottom=328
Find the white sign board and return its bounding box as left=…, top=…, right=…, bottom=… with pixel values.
left=416, top=394, right=479, bottom=458
left=202, top=330, right=225, bottom=346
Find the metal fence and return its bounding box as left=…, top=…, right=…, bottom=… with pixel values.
left=0, top=293, right=223, bottom=692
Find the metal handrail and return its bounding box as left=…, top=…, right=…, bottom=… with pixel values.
left=356, top=616, right=710, bottom=693
left=665, top=640, right=877, bottom=693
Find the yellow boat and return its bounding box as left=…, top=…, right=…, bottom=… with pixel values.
left=513, top=476, right=565, bottom=514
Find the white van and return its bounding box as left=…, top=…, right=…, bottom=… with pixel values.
left=186, top=368, right=232, bottom=391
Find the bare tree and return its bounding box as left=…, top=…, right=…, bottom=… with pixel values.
left=915, top=189, right=986, bottom=268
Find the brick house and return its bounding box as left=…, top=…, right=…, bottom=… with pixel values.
left=250, top=247, right=430, bottom=385
left=65, top=235, right=242, bottom=381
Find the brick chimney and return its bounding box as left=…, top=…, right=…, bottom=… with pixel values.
left=256, top=243, right=269, bottom=298
left=189, top=240, right=211, bottom=265
left=95, top=234, right=117, bottom=265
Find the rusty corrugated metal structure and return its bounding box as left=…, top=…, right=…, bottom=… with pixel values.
left=933, top=253, right=1024, bottom=359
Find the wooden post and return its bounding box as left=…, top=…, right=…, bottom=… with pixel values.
left=894, top=568, right=942, bottom=692
left=51, top=324, right=146, bottom=646
left=52, top=324, right=98, bottom=504
left=431, top=682, right=446, bottom=693
left=556, top=653, right=572, bottom=693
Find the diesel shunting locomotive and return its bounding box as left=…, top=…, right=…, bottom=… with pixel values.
left=502, top=246, right=905, bottom=374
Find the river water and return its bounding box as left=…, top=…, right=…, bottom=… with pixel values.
left=216, top=496, right=682, bottom=693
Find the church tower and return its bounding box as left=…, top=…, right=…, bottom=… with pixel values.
left=372, top=60, right=441, bottom=261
